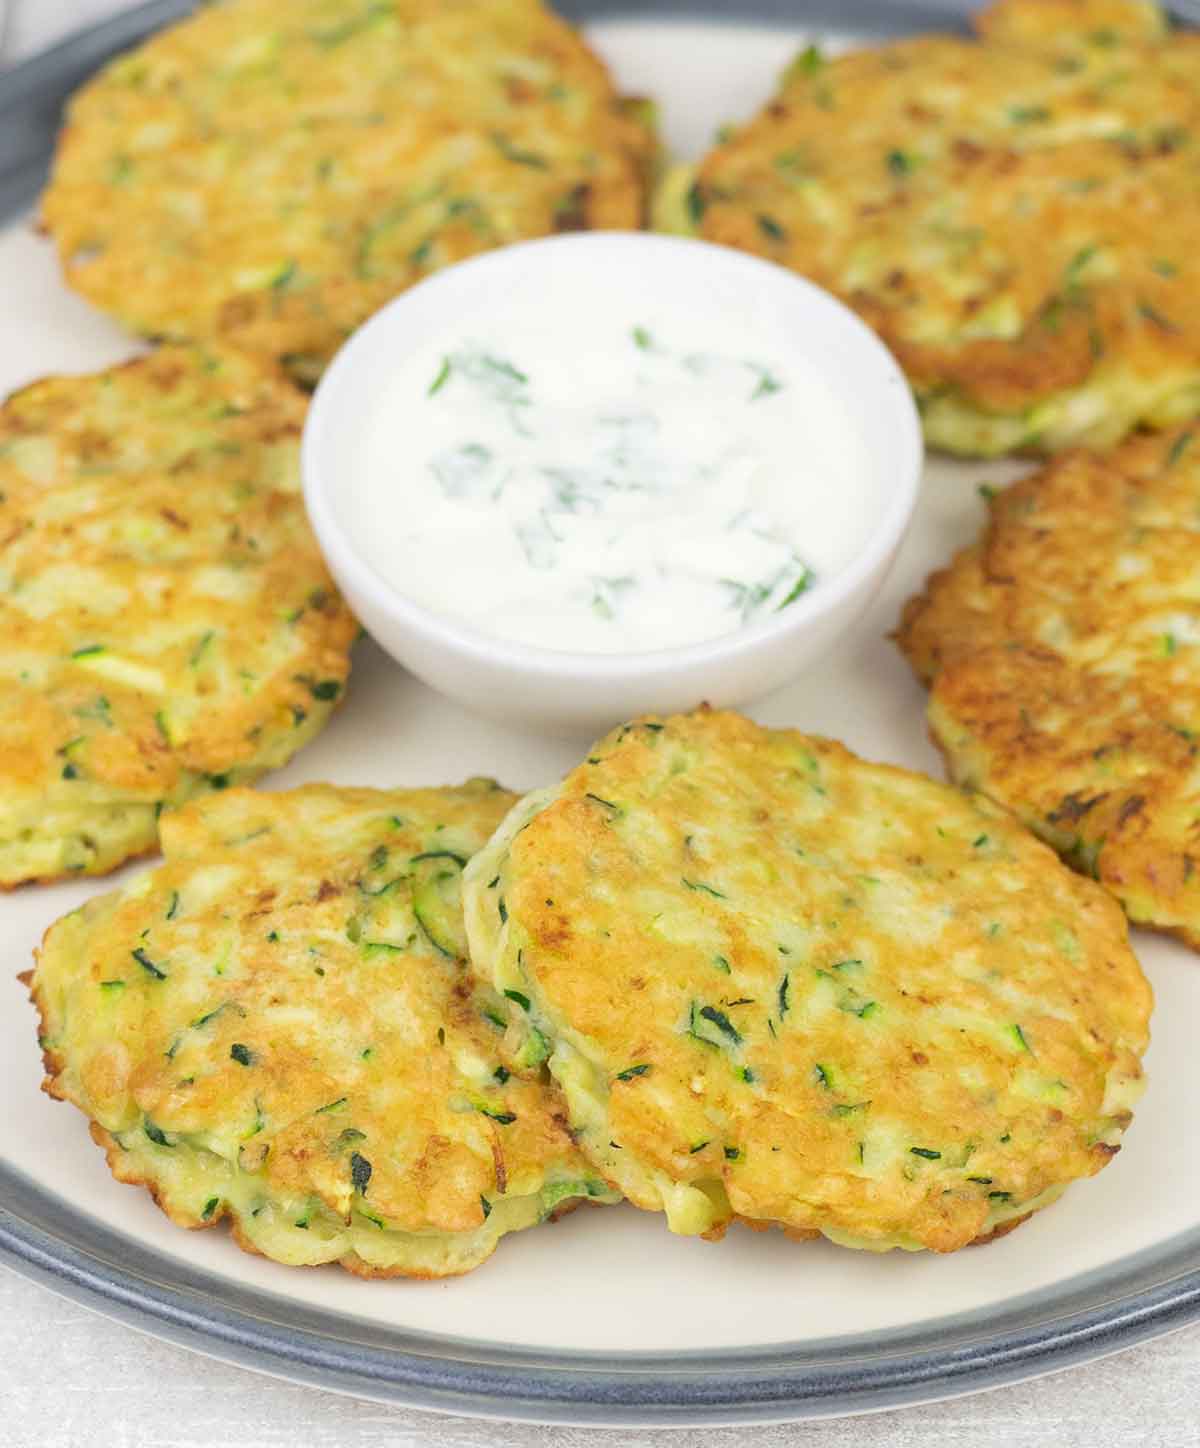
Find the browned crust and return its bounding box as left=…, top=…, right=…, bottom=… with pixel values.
left=918, top=718, right=1200, bottom=954
left=732, top=1208, right=1036, bottom=1251
left=968, top=1211, right=1034, bottom=1246
left=894, top=427, right=1200, bottom=949
left=40, top=1, right=654, bottom=376
left=694, top=1, right=1200, bottom=437
left=22, top=785, right=596, bottom=1280
left=71, top=1119, right=503, bottom=1282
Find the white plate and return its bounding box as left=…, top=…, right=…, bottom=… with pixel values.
left=1, top=6, right=1198, bottom=1427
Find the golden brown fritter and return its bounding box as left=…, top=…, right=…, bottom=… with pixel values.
left=30, top=781, right=617, bottom=1278
left=898, top=423, right=1200, bottom=948
left=690, top=0, right=1200, bottom=456
left=41, top=0, right=653, bottom=384
left=465, top=710, right=1150, bottom=1253
left=0, top=346, right=357, bottom=886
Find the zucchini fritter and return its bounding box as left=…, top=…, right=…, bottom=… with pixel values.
left=30, top=781, right=616, bottom=1278
left=464, top=710, right=1150, bottom=1253
left=898, top=424, right=1200, bottom=949
left=41, top=0, right=653, bottom=384
left=692, top=0, right=1200, bottom=457
left=0, top=346, right=356, bottom=886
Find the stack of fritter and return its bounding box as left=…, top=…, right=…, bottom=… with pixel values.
left=32, top=710, right=1151, bottom=1268
left=32, top=781, right=617, bottom=1277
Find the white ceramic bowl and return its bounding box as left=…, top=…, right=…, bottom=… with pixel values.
left=302, top=232, right=922, bottom=734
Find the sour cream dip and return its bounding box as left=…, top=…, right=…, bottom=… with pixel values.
left=303, top=233, right=922, bottom=731
left=340, top=304, right=876, bottom=655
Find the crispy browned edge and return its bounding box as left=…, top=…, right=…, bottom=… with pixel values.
left=20, top=926, right=580, bottom=1281
left=894, top=572, right=1200, bottom=955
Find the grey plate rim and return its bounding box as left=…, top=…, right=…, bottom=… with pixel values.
left=3, top=0, right=1200, bottom=1426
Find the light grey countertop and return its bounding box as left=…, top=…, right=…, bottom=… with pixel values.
left=1, top=4, right=1195, bottom=1444
left=3, top=1262, right=1200, bottom=1446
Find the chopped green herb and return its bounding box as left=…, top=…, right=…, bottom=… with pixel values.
left=491, top=132, right=548, bottom=168
left=186, top=628, right=215, bottom=666
left=411, top=848, right=468, bottom=868
left=616, top=1064, right=651, bottom=1081
left=350, top=1152, right=373, bottom=1195
left=689, top=1002, right=743, bottom=1047
left=478, top=1105, right=518, bottom=1125
left=749, top=366, right=783, bottom=401
left=1138, top=299, right=1179, bottom=333
left=504, top=989, right=531, bottom=1012
left=310, top=679, right=341, bottom=701
left=132, top=947, right=167, bottom=981
left=685, top=181, right=706, bottom=226
left=793, top=43, right=824, bottom=75
left=428, top=357, right=452, bottom=396
left=775, top=569, right=813, bottom=610
left=910, top=1146, right=941, bottom=1160
left=682, top=877, right=726, bottom=899
left=230, top=1043, right=254, bottom=1067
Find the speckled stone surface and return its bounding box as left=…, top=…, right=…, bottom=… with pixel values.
left=3, top=1264, right=1199, bottom=1446
left=1, top=4, right=1195, bottom=1443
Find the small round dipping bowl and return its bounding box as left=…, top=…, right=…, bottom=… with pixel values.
left=302, top=232, right=922, bottom=734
